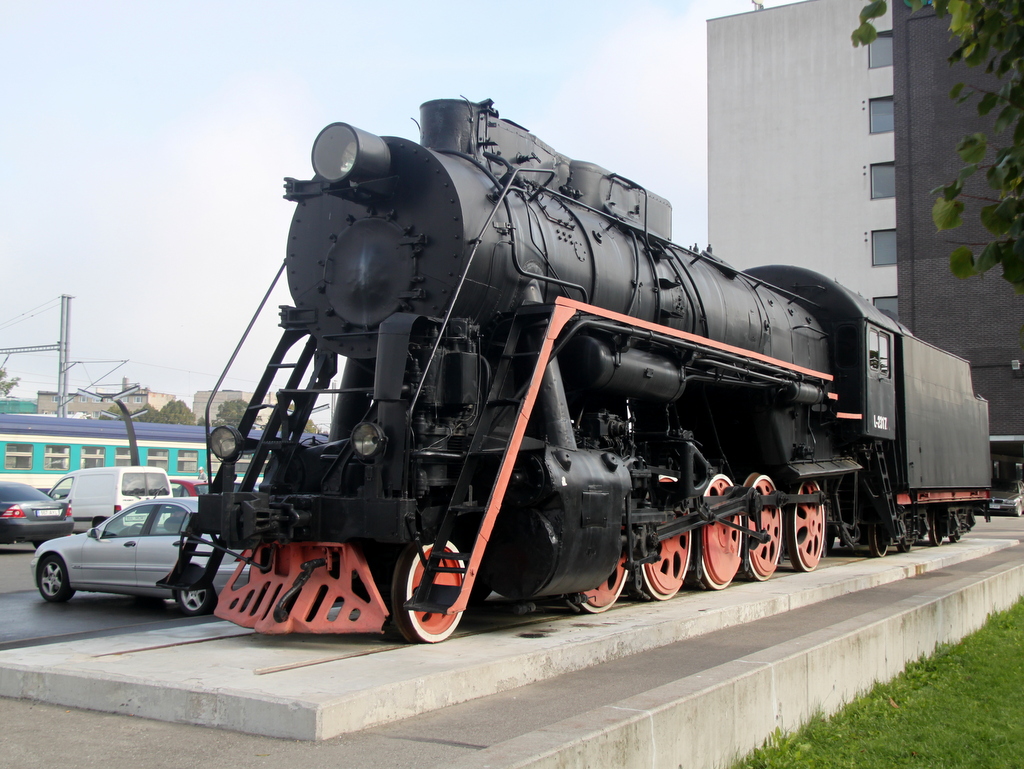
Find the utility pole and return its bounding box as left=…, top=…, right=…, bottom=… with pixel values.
left=57, top=294, right=72, bottom=418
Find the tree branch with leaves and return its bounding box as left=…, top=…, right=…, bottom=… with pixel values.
left=855, top=0, right=1024, bottom=313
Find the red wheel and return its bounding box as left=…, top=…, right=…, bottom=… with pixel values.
left=700, top=474, right=741, bottom=590
left=581, top=553, right=627, bottom=613
left=392, top=542, right=464, bottom=643
left=785, top=480, right=825, bottom=572
left=640, top=529, right=690, bottom=601
left=744, top=473, right=781, bottom=581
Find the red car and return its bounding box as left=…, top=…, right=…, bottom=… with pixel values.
left=169, top=479, right=208, bottom=497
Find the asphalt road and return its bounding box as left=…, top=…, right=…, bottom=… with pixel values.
left=0, top=542, right=221, bottom=650
left=0, top=514, right=1020, bottom=769
left=1, top=513, right=1021, bottom=652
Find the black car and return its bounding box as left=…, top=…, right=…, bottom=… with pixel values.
left=0, top=481, right=74, bottom=546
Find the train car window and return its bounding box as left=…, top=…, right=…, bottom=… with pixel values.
left=4, top=443, right=33, bottom=470
left=114, top=447, right=132, bottom=467
left=82, top=446, right=105, bottom=469
left=146, top=448, right=169, bottom=470
left=836, top=326, right=859, bottom=368
left=867, top=328, right=891, bottom=378
left=177, top=449, right=199, bottom=474
left=44, top=445, right=70, bottom=471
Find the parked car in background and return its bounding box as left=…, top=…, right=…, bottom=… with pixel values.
left=0, top=481, right=73, bottom=546
left=170, top=478, right=208, bottom=497
left=48, top=466, right=171, bottom=532
left=989, top=480, right=1024, bottom=516
left=31, top=497, right=236, bottom=615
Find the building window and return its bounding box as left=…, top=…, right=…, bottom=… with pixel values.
left=51, top=395, right=58, bottom=403
left=133, top=395, right=144, bottom=404
left=82, top=446, right=106, bottom=469
left=147, top=448, right=169, bottom=470
left=4, top=443, right=33, bottom=470
left=115, top=447, right=133, bottom=467
left=177, top=449, right=199, bottom=474
left=869, top=97, right=894, bottom=133
left=874, top=296, right=899, bottom=321
left=872, top=230, right=897, bottom=265
left=44, top=445, right=70, bottom=471
left=869, top=31, right=893, bottom=68
left=871, top=163, right=895, bottom=199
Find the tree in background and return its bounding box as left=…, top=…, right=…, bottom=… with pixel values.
left=854, top=1, right=1024, bottom=336
left=214, top=399, right=249, bottom=427
left=135, top=399, right=195, bottom=425
left=0, top=367, right=18, bottom=397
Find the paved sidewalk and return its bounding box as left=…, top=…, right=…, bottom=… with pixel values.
left=2, top=520, right=1021, bottom=768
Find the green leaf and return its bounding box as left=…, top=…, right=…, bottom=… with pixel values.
left=949, top=246, right=976, bottom=277
left=1003, top=247, right=1024, bottom=287
left=852, top=22, right=878, bottom=47
left=859, top=1, right=887, bottom=24
left=981, top=205, right=1012, bottom=236
left=957, top=133, right=988, bottom=163
left=975, top=241, right=1003, bottom=273
left=995, top=197, right=1018, bottom=222
left=995, top=106, right=1021, bottom=135
left=978, top=92, right=999, bottom=116
left=957, top=163, right=978, bottom=183
left=949, top=0, right=973, bottom=34
left=950, top=82, right=965, bottom=100
left=1015, top=116, right=1024, bottom=146
left=934, top=198, right=965, bottom=230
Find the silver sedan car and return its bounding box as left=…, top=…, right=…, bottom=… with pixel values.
left=31, top=497, right=236, bottom=616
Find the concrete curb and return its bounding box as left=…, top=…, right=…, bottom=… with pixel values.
left=446, top=559, right=1024, bottom=769
left=0, top=538, right=1017, bottom=740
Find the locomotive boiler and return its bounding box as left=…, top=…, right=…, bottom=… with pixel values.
left=165, top=99, right=991, bottom=642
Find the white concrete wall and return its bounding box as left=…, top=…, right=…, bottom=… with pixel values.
left=708, top=0, right=896, bottom=305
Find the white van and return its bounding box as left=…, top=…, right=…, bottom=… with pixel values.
left=47, top=467, right=172, bottom=532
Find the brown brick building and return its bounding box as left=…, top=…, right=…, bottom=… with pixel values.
left=892, top=2, right=1024, bottom=478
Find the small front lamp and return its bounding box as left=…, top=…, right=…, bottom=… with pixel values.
left=311, top=123, right=391, bottom=183
left=209, top=425, right=244, bottom=464
left=350, top=421, right=387, bottom=460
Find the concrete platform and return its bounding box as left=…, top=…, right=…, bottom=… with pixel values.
left=0, top=537, right=1017, bottom=744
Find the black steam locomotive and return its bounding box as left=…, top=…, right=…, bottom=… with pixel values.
left=166, top=99, right=991, bottom=643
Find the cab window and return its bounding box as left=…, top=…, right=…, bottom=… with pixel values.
left=867, top=327, right=891, bottom=378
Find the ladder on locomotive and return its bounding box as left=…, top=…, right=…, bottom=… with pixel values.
left=865, top=440, right=902, bottom=540
left=214, top=330, right=336, bottom=494
left=406, top=305, right=555, bottom=614
left=169, top=330, right=334, bottom=588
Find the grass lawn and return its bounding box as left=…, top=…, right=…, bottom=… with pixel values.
left=733, top=597, right=1024, bottom=768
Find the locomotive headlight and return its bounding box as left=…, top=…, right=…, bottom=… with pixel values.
left=351, top=421, right=386, bottom=460
left=209, top=425, right=244, bottom=464
left=311, top=123, right=392, bottom=183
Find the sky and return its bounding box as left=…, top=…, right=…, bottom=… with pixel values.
left=0, top=0, right=799, bottom=427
